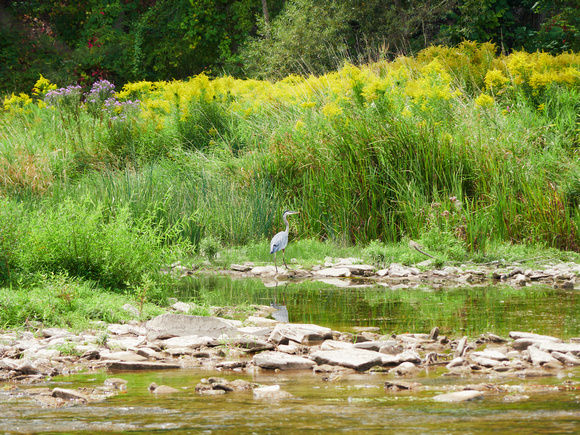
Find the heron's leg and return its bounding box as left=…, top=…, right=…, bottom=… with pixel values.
left=274, top=252, right=278, bottom=273
left=282, top=248, right=288, bottom=268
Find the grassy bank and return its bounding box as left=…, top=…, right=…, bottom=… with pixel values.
left=2, top=42, right=580, bottom=326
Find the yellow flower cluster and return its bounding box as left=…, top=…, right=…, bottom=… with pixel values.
left=3, top=93, right=33, bottom=113
left=4, top=43, right=580, bottom=123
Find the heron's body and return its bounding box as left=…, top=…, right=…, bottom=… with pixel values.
left=270, top=210, right=299, bottom=273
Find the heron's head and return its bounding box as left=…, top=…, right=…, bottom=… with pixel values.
left=283, top=210, right=300, bottom=216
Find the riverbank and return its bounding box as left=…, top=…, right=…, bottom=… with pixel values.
left=177, top=256, right=580, bottom=290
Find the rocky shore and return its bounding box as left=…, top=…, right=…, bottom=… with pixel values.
left=171, top=257, right=580, bottom=289
left=1, top=309, right=579, bottom=407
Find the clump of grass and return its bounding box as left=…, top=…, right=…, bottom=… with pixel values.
left=0, top=272, right=165, bottom=331
left=15, top=199, right=174, bottom=290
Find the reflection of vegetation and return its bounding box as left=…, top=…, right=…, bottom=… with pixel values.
left=178, top=275, right=580, bottom=339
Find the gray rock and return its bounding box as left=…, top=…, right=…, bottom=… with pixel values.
left=172, top=301, right=192, bottom=313
left=315, top=267, right=352, bottom=277
left=537, top=341, right=580, bottom=355
left=551, top=351, right=580, bottom=365
left=121, top=304, right=140, bottom=317
left=41, top=328, right=70, bottom=338
left=146, top=314, right=238, bottom=341
left=354, top=341, right=392, bottom=352
left=230, top=336, right=274, bottom=351
left=470, top=356, right=500, bottom=368
left=162, top=335, right=216, bottom=349
left=379, top=343, right=404, bottom=355
left=433, top=390, right=484, bottom=403
left=237, top=326, right=272, bottom=338
left=51, top=388, right=90, bottom=402
left=231, top=263, right=252, bottom=272
left=446, top=357, right=465, bottom=369
left=101, top=351, right=148, bottom=362
left=150, top=384, right=180, bottom=394
left=253, top=351, right=315, bottom=370
left=393, top=361, right=419, bottom=376
left=471, top=350, right=508, bottom=361
left=339, top=264, right=375, bottom=275
left=269, top=323, right=332, bottom=345
left=310, top=348, right=383, bottom=372
left=17, top=361, right=40, bottom=374
left=250, top=266, right=277, bottom=275
left=509, top=332, right=561, bottom=342
left=244, top=316, right=280, bottom=327
left=528, top=346, right=562, bottom=367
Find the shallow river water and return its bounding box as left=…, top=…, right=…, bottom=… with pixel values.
left=2, top=277, right=580, bottom=434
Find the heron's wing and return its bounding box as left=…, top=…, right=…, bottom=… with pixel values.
left=270, top=231, right=288, bottom=253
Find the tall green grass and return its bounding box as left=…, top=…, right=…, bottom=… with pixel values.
left=1, top=43, right=580, bottom=295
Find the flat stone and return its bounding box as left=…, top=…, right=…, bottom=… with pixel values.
left=101, top=351, right=148, bottom=362
left=509, top=332, right=561, bottom=342
left=470, top=356, right=500, bottom=367
left=41, top=328, right=70, bottom=338
left=446, top=357, right=465, bottom=369
left=551, top=351, right=580, bottom=365
left=146, top=314, right=238, bottom=341
left=310, top=348, right=382, bottom=372
left=231, top=264, right=252, bottom=272
left=51, top=388, right=90, bottom=403
left=471, top=350, right=508, bottom=361
left=253, top=351, right=315, bottom=370
left=163, top=335, right=216, bottom=349
left=433, top=390, right=484, bottom=403
left=269, top=323, right=332, bottom=345
left=355, top=341, right=394, bottom=352
left=528, top=346, right=563, bottom=366
left=315, top=268, right=351, bottom=277
left=250, top=266, right=277, bottom=275
left=237, top=326, right=272, bottom=337
left=339, top=264, right=375, bottom=275
left=537, top=342, right=580, bottom=355
left=244, top=316, right=280, bottom=327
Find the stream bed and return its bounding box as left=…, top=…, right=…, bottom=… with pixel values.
left=1, top=277, right=580, bottom=433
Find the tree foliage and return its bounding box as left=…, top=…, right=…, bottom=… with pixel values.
left=1, top=0, right=580, bottom=95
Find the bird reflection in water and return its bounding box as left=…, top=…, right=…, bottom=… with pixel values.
left=270, top=280, right=289, bottom=323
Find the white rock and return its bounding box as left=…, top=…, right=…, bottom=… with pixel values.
left=253, top=385, right=292, bottom=400
left=253, top=351, right=315, bottom=370
left=315, top=268, right=351, bottom=277
left=433, top=390, right=484, bottom=403
left=146, top=314, right=238, bottom=341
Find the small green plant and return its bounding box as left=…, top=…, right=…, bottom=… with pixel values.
left=54, top=341, right=81, bottom=357
left=200, top=235, right=221, bottom=260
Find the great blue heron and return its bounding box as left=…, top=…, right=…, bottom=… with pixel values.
left=270, top=210, right=299, bottom=273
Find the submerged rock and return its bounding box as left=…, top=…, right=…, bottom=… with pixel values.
left=253, top=385, right=292, bottom=400
left=310, top=348, right=383, bottom=372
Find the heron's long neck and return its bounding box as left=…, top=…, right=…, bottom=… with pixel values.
left=283, top=214, right=289, bottom=233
